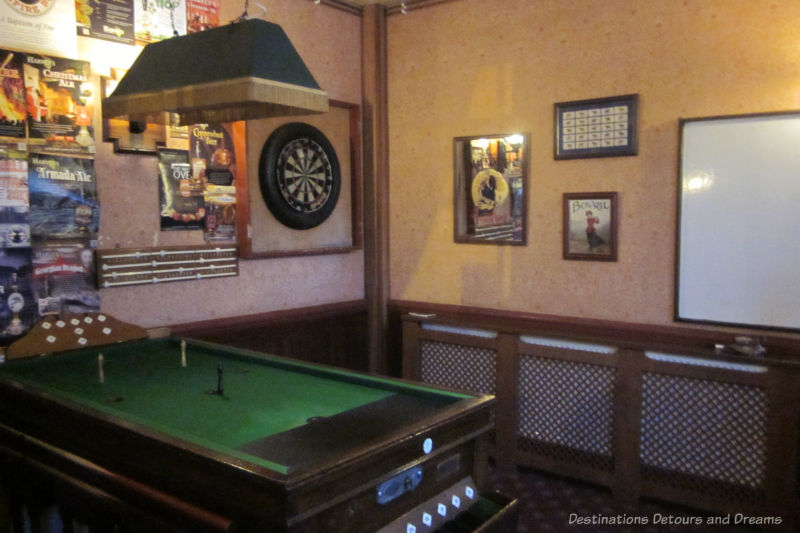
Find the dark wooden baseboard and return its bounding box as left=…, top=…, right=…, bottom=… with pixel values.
left=172, top=300, right=369, bottom=371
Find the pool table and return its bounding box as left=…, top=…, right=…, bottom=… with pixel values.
left=0, top=335, right=511, bottom=532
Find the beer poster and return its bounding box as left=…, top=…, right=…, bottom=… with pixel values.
left=23, top=54, right=94, bottom=154
left=28, top=153, right=99, bottom=242
left=0, top=247, right=34, bottom=340
left=189, top=123, right=236, bottom=241
left=158, top=148, right=205, bottom=231
left=76, top=0, right=135, bottom=45
left=0, top=151, right=30, bottom=248
left=204, top=184, right=235, bottom=242
left=32, top=245, right=99, bottom=315
left=135, top=0, right=186, bottom=44
left=186, top=0, right=219, bottom=33
left=0, top=50, right=26, bottom=145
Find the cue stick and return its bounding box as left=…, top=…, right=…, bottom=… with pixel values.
left=181, top=340, right=187, bottom=367
left=98, top=353, right=104, bottom=383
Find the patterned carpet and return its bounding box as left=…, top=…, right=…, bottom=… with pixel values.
left=488, top=466, right=765, bottom=533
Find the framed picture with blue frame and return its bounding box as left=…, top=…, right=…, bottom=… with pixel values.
left=554, top=94, right=638, bottom=159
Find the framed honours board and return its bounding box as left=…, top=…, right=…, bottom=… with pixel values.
left=676, top=110, right=800, bottom=331
left=554, top=94, right=638, bottom=159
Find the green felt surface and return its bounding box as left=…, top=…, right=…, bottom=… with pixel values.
left=0, top=338, right=465, bottom=473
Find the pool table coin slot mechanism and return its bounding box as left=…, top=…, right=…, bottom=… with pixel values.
left=375, top=477, right=518, bottom=533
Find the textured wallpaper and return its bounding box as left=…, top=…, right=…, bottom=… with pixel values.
left=386, top=0, right=800, bottom=326
left=87, top=1, right=364, bottom=328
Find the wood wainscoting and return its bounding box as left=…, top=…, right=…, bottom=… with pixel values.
left=172, top=300, right=369, bottom=371
left=390, top=300, right=800, bottom=529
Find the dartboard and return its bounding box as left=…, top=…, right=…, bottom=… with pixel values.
left=259, top=123, right=341, bottom=230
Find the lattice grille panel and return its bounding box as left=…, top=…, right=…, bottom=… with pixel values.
left=419, top=340, right=496, bottom=394
left=640, top=373, right=767, bottom=489
left=517, top=354, right=616, bottom=459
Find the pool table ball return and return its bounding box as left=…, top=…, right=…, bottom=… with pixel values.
left=0, top=314, right=516, bottom=532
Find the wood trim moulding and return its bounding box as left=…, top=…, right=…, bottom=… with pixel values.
left=386, top=0, right=463, bottom=15
left=388, top=299, right=800, bottom=366
left=308, top=0, right=464, bottom=16
left=236, top=100, right=363, bottom=259
left=311, top=0, right=362, bottom=16
left=362, top=5, right=390, bottom=375
left=170, top=299, right=368, bottom=337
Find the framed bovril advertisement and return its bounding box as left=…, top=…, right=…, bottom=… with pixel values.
left=563, top=192, right=617, bottom=261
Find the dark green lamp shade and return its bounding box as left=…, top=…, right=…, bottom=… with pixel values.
left=102, top=19, right=328, bottom=125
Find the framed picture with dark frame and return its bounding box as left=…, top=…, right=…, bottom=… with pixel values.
left=453, top=133, right=529, bottom=245
left=554, top=94, right=638, bottom=159
left=563, top=192, right=618, bottom=261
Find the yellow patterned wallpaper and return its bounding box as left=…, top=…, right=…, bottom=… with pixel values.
left=387, top=0, right=800, bottom=326
left=92, top=1, right=364, bottom=328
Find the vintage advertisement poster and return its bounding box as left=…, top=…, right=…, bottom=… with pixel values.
left=28, top=153, right=99, bottom=242
left=186, top=0, right=219, bottom=33
left=159, top=148, right=205, bottom=231
left=0, top=151, right=30, bottom=248
left=0, top=49, right=26, bottom=145
left=32, top=245, right=99, bottom=315
left=23, top=54, right=94, bottom=154
left=204, top=184, right=235, bottom=241
left=190, top=123, right=235, bottom=187
left=0, top=247, right=34, bottom=340
left=76, top=0, right=135, bottom=44
left=0, top=0, right=78, bottom=58
left=189, top=123, right=235, bottom=241
left=563, top=192, right=617, bottom=261
left=135, top=0, right=186, bottom=43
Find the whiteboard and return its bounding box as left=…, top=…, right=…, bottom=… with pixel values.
left=677, top=112, right=800, bottom=331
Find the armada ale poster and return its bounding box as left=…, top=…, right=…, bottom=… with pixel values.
left=28, top=153, right=99, bottom=243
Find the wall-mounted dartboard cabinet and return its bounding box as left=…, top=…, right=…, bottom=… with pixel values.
left=237, top=101, right=362, bottom=258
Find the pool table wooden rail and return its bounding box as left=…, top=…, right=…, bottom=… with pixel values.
left=0, top=424, right=234, bottom=533
left=0, top=340, right=497, bottom=532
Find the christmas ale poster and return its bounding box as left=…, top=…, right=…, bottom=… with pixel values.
left=23, top=54, right=94, bottom=154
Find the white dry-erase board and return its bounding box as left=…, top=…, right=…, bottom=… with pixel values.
left=676, top=111, right=800, bottom=331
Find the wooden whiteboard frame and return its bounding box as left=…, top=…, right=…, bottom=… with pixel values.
left=676, top=110, right=800, bottom=332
